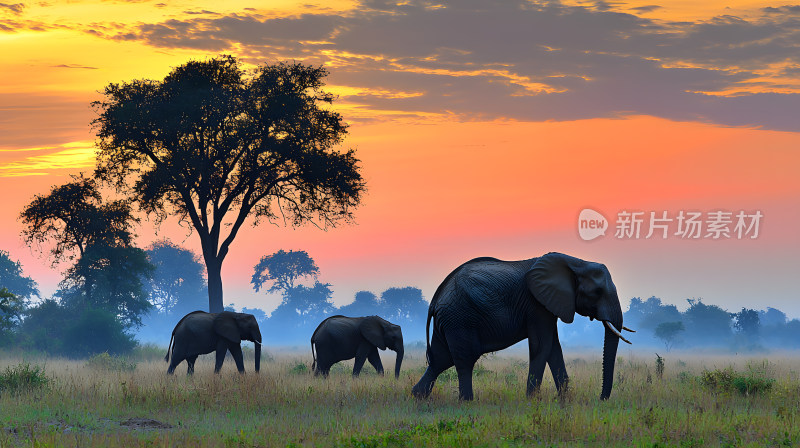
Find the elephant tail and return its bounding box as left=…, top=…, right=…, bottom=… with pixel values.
left=164, top=333, right=174, bottom=363
left=425, top=307, right=433, bottom=365
left=311, top=340, right=316, bottom=372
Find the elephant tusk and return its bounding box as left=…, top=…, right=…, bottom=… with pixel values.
left=622, top=326, right=636, bottom=333
left=604, top=320, right=632, bottom=344
left=253, top=340, right=262, bottom=345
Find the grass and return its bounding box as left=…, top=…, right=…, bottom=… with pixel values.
left=85, top=352, right=137, bottom=372
left=0, top=350, right=799, bottom=446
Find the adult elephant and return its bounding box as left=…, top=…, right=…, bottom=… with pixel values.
left=311, top=315, right=404, bottom=378
left=165, top=311, right=262, bottom=375
left=411, top=252, right=633, bottom=401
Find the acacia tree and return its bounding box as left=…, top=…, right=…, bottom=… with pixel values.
left=20, top=176, right=153, bottom=327
left=251, top=249, right=319, bottom=294
left=93, top=55, right=365, bottom=312
left=20, top=176, right=136, bottom=265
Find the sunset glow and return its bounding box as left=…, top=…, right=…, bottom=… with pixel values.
left=2, top=0, right=798, bottom=316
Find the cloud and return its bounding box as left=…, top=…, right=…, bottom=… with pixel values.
left=0, top=141, right=96, bottom=177
left=51, top=64, right=99, bottom=70
left=89, top=0, right=800, bottom=131
left=0, top=3, right=24, bottom=14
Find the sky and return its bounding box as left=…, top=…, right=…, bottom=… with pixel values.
left=1, top=0, right=799, bottom=318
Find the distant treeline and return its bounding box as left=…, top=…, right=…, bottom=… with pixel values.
left=2, top=246, right=798, bottom=356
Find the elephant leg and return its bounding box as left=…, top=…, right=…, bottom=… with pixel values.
left=547, top=331, right=569, bottom=395
left=446, top=330, right=481, bottom=401
left=186, top=355, right=198, bottom=375
left=367, top=347, right=384, bottom=375
left=229, top=343, right=245, bottom=373
left=167, top=352, right=184, bottom=375
left=214, top=340, right=228, bottom=373
left=352, top=341, right=371, bottom=377
left=412, top=331, right=454, bottom=398
left=527, top=329, right=553, bottom=397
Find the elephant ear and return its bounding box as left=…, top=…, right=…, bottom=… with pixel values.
left=525, top=252, right=578, bottom=323
left=360, top=317, right=387, bottom=350
left=213, top=312, right=241, bottom=344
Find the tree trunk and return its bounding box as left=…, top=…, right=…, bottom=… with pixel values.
left=206, top=256, right=224, bottom=313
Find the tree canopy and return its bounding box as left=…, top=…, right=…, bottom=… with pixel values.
left=0, top=250, right=38, bottom=301
left=144, top=239, right=207, bottom=315
left=251, top=249, right=319, bottom=294
left=93, top=55, right=365, bottom=312
left=19, top=176, right=137, bottom=265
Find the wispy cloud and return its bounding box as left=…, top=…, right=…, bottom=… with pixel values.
left=51, top=64, right=99, bottom=70
left=0, top=2, right=25, bottom=15
left=0, top=141, right=95, bottom=177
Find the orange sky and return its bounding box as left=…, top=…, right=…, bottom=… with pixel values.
left=1, top=0, right=799, bottom=316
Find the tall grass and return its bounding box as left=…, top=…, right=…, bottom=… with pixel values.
left=0, top=350, right=799, bottom=446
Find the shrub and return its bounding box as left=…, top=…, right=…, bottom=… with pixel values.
left=0, top=362, right=49, bottom=393
left=291, top=363, right=309, bottom=374
left=700, top=366, right=774, bottom=396
left=85, top=352, right=136, bottom=372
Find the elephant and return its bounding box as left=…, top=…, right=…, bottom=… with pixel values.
left=311, top=315, right=404, bottom=378
left=164, top=310, right=262, bottom=375
left=411, top=252, right=634, bottom=401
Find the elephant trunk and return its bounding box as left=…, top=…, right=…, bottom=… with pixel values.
left=600, top=325, right=620, bottom=400
left=254, top=341, right=261, bottom=373
left=394, top=348, right=404, bottom=379
left=598, top=299, right=623, bottom=400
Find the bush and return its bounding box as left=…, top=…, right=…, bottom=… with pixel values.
left=700, top=366, right=774, bottom=396
left=20, top=302, right=136, bottom=357
left=85, top=352, right=136, bottom=372
left=0, top=363, right=49, bottom=393
left=291, top=363, right=309, bottom=374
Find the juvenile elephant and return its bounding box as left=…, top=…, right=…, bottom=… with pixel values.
left=165, top=311, right=262, bottom=375
left=311, top=315, right=404, bottom=378
left=411, top=252, right=634, bottom=401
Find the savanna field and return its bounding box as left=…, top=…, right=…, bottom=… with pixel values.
left=1, top=347, right=799, bottom=447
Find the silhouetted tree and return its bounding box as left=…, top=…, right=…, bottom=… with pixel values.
left=60, top=244, right=153, bottom=328
left=338, top=291, right=380, bottom=316
left=252, top=250, right=319, bottom=294
left=758, top=307, right=786, bottom=327
left=0, top=250, right=38, bottom=301
left=733, top=308, right=760, bottom=337
left=625, top=296, right=683, bottom=331
left=20, top=176, right=136, bottom=266
left=144, top=240, right=207, bottom=316
left=683, top=299, right=733, bottom=346
left=654, top=321, right=684, bottom=352
left=0, top=288, right=25, bottom=346
left=379, top=287, right=428, bottom=324
left=19, top=176, right=139, bottom=304
left=93, top=55, right=365, bottom=313
left=20, top=175, right=152, bottom=328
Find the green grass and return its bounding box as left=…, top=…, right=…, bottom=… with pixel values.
left=0, top=362, right=49, bottom=394
left=0, top=351, right=799, bottom=446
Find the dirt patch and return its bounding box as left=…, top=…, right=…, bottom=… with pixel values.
left=119, top=418, right=173, bottom=430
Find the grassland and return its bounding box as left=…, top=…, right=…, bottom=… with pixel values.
left=1, top=347, right=799, bottom=447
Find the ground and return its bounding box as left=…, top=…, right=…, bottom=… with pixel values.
left=0, top=348, right=798, bottom=447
